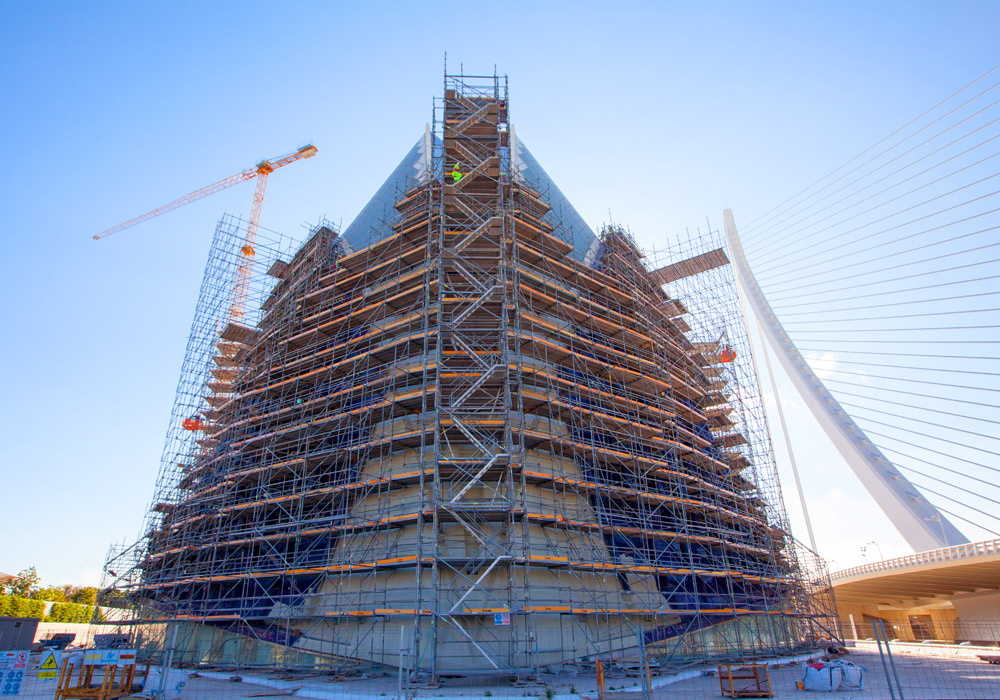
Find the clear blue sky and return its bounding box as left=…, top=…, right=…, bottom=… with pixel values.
left=2, top=2, right=998, bottom=586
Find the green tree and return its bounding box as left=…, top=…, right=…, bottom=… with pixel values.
left=70, top=587, right=98, bottom=606
left=3, top=568, right=39, bottom=598
left=32, top=586, right=66, bottom=602
left=98, top=588, right=129, bottom=609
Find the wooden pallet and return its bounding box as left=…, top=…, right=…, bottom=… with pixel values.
left=55, top=659, right=146, bottom=700
left=717, top=663, right=773, bottom=698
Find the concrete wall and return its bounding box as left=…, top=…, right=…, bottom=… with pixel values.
left=33, top=623, right=124, bottom=648
left=951, top=591, right=1000, bottom=621
left=837, top=592, right=1000, bottom=643
left=0, top=617, right=38, bottom=651
left=951, top=592, right=1000, bottom=642
left=835, top=602, right=958, bottom=642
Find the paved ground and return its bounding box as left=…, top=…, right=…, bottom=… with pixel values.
left=9, top=646, right=1000, bottom=699
left=646, top=648, right=1000, bottom=699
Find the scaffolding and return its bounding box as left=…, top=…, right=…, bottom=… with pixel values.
left=102, top=72, right=838, bottom=680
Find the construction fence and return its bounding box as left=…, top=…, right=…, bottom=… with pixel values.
left=4, top=621, right=1000, bottom=699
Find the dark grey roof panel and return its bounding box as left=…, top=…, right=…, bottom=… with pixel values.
left=339, top=137, right=427, bottom=254
left=513, top=138, right=599, bottom=264
left=338, top=132, right=600, bottom=265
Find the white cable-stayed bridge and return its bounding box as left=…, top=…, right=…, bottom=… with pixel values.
left=726, top=64, right=1000, bottom=562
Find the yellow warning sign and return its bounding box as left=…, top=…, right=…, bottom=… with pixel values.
left=38, top=651, right=59, bottom=681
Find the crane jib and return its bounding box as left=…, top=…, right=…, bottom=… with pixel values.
left=91, top=144, right=317, bottom=241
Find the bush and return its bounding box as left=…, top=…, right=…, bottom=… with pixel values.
left=0, top=594, right=46, bottom=619
left=1, top=594, right=99, bottom=623
left=46, top=602, right=95, bottom=624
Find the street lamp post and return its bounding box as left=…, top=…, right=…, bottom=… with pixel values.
left=866, top=540, right=884, bottom=561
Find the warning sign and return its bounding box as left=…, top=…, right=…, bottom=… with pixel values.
left=493, top=612, right=511, bottom=626
left=0, top=650, right=29, bottom=696
left=38, top=651, right=60, bottom=681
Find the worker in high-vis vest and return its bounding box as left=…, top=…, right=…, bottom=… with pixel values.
left=452, top=162, right=463, bottom=182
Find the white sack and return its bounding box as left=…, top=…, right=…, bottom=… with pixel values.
left=802, top=663, right=843, bottom=691
left=139, top=668, right=187, bottom=699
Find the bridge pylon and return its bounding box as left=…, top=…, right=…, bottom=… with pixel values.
left=724, top=209, right=968, bottom=552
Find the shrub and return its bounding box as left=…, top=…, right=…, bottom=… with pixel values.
left=46, top=602, right=95, bottom=624
left=0, top=594, right=46, bottom=619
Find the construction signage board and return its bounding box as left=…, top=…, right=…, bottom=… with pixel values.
left=83, top=650, right=106, bottom=666
left=37, top=651, right=60, bottom=681
left=0, top=650, right=29, bottom=696
left=493, top=613, right=511, bottom=626
left=83, top=649, right=136, bottom=668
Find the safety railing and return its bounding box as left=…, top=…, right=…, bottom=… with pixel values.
left=831, top=538, right=1000, bottom=581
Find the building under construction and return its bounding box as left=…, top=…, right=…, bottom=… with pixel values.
left=104, top=72, right=837, bottom=678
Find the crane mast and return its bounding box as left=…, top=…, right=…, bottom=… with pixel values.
left=229, top=164, right=271, bottom=324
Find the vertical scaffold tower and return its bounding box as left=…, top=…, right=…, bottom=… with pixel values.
left=103, top=70, right=838, bottom=679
